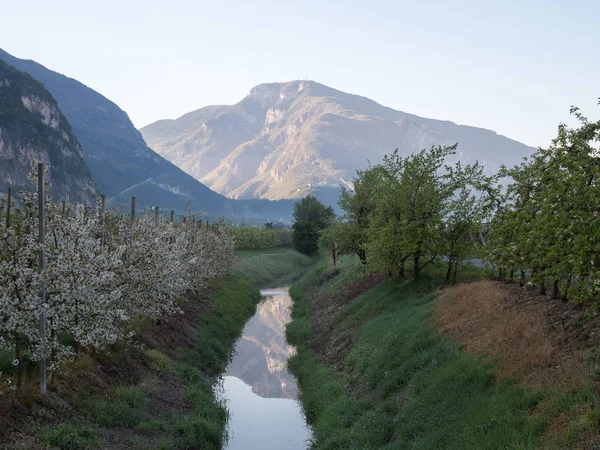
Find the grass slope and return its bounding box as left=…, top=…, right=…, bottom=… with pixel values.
left=235, top=248, right=315, bottom=287
left=286, top=258, right=595, bottom=449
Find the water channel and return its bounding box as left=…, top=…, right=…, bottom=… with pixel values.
left=218, top=288, right=312, bottom=449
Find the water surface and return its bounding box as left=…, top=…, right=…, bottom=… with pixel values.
left=219, top=288, right=311, bottom=449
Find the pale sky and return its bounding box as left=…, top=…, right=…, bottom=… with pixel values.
left=1, top=0, right=598, bottom=148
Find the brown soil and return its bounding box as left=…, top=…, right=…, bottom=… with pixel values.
left=433, top=280, right=600, bottom=390
left=0, top=288, right=214, bottom=449
left=308, top=268, right=387, bottom=368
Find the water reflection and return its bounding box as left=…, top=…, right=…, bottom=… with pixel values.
left=225, top=289, right=298, bottom=399
left=219, top=288, right=311, bottom=450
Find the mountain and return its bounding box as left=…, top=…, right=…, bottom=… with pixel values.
left=0, top=49, right=291, bottom=219
left=141, top=80, right=535, bottom=200
left=0, top=60, right=97, bottom=203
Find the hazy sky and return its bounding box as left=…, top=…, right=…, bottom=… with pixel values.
left=1, top=0, right=598, bottom=148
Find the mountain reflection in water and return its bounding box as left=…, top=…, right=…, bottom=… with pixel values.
left=225, top=289, right=298, bottom=399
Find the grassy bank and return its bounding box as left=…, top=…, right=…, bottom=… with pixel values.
left=286, top=257, right=598, bottom=449
left=235, top=248, right=315, bottom=287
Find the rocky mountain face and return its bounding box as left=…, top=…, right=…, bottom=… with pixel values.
left=0, top=60, right=97, bottom=203
left=141, top=81, right=535, bottom=200
left=0, top=49, right=292, bottom=219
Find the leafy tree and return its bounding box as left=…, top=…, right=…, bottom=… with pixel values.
left=293, top=195, right=334, bottom=230
left=292, top=195, right=334, bottom=255
left=293, top=221, right=320, bottom=255
left=338, top=166, right=384, bottom=264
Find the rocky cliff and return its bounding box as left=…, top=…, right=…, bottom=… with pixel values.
left=0, top=60, right=97, bottom=203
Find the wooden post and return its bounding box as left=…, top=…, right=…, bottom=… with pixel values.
left=6, top=187, right=11, bottom=228
left=38, top=163, right=47, bottom=395
left=332, top=241, right=338, bottom=267
left=154, top=206, right=159, bottom=229
left=100, top=194, right=106, bottom=246
left=130, top=197, right=136, bottom=225
left=170, top=210, right=174, bottom=223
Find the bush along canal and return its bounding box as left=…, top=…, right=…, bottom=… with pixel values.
left=218, top=287, right=312, bottom=450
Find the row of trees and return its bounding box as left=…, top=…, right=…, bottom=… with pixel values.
left=315, top=103, right=600, bottom=305
left=0, top=169, right=234, bottom=389
left=322, top=144, right=495, bottom=282
left=229, top=227, right=293, bottom=250
left=486, top=108, right=600, bottom=302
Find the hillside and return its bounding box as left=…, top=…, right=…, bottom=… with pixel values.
left=0, top=49, right=292, bottom=219
left=0, top=60, right=97, bottom=203
left=141, top=80, right=535, bottom=200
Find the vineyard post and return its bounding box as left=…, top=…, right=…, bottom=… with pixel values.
left=6, top=186, right=11, bottom=228
left=170, top=210, right=174, bottom=223
left=332, top=241, right=338, bottom=267
left=38, top=163, right=47, bottom=395
left=131, top=197, right=136, bottom=225
left=100, top=194, right=106, bottom=246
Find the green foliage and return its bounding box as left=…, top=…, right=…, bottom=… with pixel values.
left=293, top=195, right=334, bottom=255
left=293, top=220, right=320, bottom=255
left=337, top=166, right=385, bottom=263
left=346, top=145, right=493, bottom=279
left=228, top=226, right=292, bottom=250
left=145, top=349, right=172, bottom=372
left=293, top=195, right=335, bottom=229
left=486, top=104, right=600, bottom=301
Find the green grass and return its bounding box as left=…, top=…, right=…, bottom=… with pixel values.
left=235, top=248, right=315, bottom=287
left=38, top=423, right=99, bottom=450
left=286, top=258, right=574, bottom=449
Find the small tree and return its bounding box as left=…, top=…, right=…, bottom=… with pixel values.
left=292, top=195, right=334, bottom=255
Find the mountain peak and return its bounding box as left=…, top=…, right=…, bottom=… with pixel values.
left=247, top=80, right=314, bottom=108
left=141, top=81, right=535, bottom=201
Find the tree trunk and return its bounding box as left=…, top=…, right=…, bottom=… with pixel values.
left=398, top=261, right=405, bottom=278
left=357, top=249, right=367, bottom=265
left=445, top=258, right=453, bottom=282
left=414, top=255, right=421, bottom=278
left=15, top=332, right=22, bottom=390
left=552, top=279, right=560, bottom=299
left=452, top=261, right=458, bottom=284
left=539, top=278, right=546, bottom=296
left=509, top=269, right=514, bottom=282
left=561, top=278, right=571, bottom=302
left=519, top=270, right=525, bottom=287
